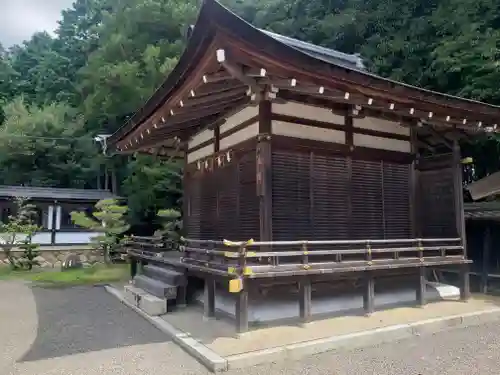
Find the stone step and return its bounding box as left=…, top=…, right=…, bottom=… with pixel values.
left=124, top=285, right=167, bottom=316
left=133, top=274, right=177, bottom=300
left=142, top=264, right=186, bottom=286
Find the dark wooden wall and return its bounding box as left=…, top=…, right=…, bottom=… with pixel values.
left=417, top=153, right=458, bottom=238
left=185, top=149, right=260, bottom=241
left=271, top=149, right=411, bottom=242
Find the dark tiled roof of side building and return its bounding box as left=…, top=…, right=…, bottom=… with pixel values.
left=0, top=186, right=117, bottom=201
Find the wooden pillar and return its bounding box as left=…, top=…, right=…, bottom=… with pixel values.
left=299, top=279, right=312, bottom=324
left=50, top=201, right=58, bottom=245
left=453, top=139, right=467, bottom=254
left=481, top=225, right=491, bottom=294
left=130, top=258, right=138, bottom=279
left=345, top=110, right=354, bottom=238
left=410, top=127, right=421, bottom=237
left=214, top=124, right=220, bottom=152
left=176, top=284, right=187, bottom=308
left=416, top=267, right=426, bottom=306
left=257, top=99, right=273, bottom=257
left=204, top=277, right=216, bottom=319
left=236, top=287, right=249, bottom=334
left=111, top=167, right=118, bottom=194
left=182, top=140, right=189, bottom=236
left=363, top=272, right=375, bottom=315
left=452, top=139, right=470, bottom=300
left=460, top=263, right=471, bottom=300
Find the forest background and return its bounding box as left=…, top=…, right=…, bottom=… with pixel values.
left=1, top=0, right=498, bottom=233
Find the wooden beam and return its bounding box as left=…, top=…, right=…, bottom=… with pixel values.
left=123, top=98, right=248, bottom=151
left=225, top=42, right=500, bottom=121
left=182, top=86, right=247, bottom=109
left=203, top=68, right=269, bottom=84
left=217, top=49, right=262, bottom=99
left=424, top=124, right=453, bottom=149
left=195, top=79, right=243, bottom=97
left=416, top=137, right=436, bottom=153
left=271, top=81, right=472, bottom=129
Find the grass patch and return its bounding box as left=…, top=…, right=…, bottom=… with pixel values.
left=0, top=263, right=129, bottom=286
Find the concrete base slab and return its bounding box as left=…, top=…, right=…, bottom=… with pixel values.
left=106, top=285, right=500, bottom=373
left=124, top=285, right=167, bottom=316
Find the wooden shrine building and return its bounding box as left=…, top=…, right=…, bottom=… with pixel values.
left=110, top=0, right=500, bottom=332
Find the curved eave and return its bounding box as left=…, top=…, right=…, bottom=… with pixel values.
left=110, top=0, right=500, bottom=152
left=108, top=1, right=217, bottom=146
left=206, top=0, right=500, bottom=120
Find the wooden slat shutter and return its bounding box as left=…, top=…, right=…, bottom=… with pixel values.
left=383, top=162, right=411, bottom=239
left=272, top=150, right=311, bottom=241
left=200, top=171, right=217, bottom=240
left=351, top=159, right=384, bottom=239
left=419, top=164, right=456, bottom=237
left=186, top=174, right=201, bottom=239
left=215, top=163, right=238, bottom=240
left=311, top=153, right=349, bottom=240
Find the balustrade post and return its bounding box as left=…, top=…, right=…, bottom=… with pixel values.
left=416, top=239, right=426, bottom=306
left=363, top=240, right=375, bottom=315
left=236, top=243, right=249, bottom=334
left=299, top=241, right=312, bottom=324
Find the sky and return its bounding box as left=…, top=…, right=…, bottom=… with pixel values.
left=0, top=0, right=73, bottom=47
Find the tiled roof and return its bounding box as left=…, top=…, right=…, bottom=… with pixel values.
left=0, top=186, right=117, bottom=201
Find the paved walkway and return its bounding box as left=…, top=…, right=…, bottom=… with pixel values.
left=2, top=280, right=500, bottom=375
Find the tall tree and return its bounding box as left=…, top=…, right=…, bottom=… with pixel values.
left=77, top=0, right=198, bottom=134
left=0, top=98, right=99, bottom=187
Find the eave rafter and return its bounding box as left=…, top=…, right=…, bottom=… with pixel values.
left=114, top=3, right=500, bottom=154
left=221, top=34, right=500, bottom=123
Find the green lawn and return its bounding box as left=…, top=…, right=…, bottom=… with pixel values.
left=0, top=263, right=129, bottom=286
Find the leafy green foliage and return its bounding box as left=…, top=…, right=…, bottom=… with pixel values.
left=77, top=0, right=198, bottom=134
left=121, top=156, right=182, bottom=233
left=1, top=0, right=500, bottom=227
left=0, top=198, right=40, bottom=270
left=71, top=199, right=130, bottom=263
left=0, top=98, right=99, bottom=187
left=155, top=209, right=183, bottom=250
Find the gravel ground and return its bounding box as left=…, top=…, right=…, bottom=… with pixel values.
left=223, top=322, right=500, bottom=375
left=3, top=281, right=500, bottom=375
left=21, top=285, right=169, bottom=361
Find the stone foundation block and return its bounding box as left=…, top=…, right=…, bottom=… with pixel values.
left=124, top=284, right=167, bottom=316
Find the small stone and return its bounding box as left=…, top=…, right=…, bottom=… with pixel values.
left=34, top=255, right=46, bottom=263
left=61, top=254, right=83, bottom=270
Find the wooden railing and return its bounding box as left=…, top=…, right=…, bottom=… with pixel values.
left=180, top=237, right=468, bottom=278
left=126, top=236, right=471, bottom=333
